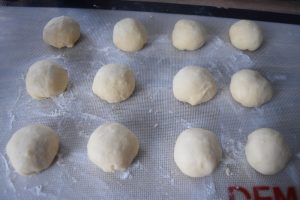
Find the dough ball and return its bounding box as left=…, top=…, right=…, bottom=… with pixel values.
left=245, top=128, right=292, bottom=175
left=87, top=123, right=139, bottom=172
left=230, top=69, right=273, bottom=107
left=26, top=60, right=69, bottom=99
left=6, top=125, right=59, bottom=175
left=229, top=20, right=263, bottom=51
left=113, top=18, right=147, bottom=52
left=43, top=16, right=80, bottom=48
left=92, top=64, right=135, bottom=103
left=172, top=19, right=207, bottom=51
left=173, top=66, right=217, bottom=106
left=174, top=128, right=222, bottom=177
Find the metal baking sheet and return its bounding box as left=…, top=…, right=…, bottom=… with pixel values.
left=0, top=7, right=299, bottom=200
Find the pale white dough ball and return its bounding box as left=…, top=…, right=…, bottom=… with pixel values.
left=174, top=128, right=222, bottom=178
left=43, top=16, right=80, bottom=48
left=6, top=125, right=59, bottom=176
left=87, top=123, right=139, bottom=172
left=173, top=66, right=217, bottom=106
left=229, top=20, right=263, bottom=51
left=113, top=18, right=147, bottom=52
left=172, top=19, right=207, bottom=51
left=230, top=69, right=273, bottom=107
left=92, top=64, right=135, bottom=103
left=245, top=128, right=292, bottom=175
left=26, top=60, right=69, bottom=99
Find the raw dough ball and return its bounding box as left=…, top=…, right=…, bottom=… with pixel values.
left=92, top=64, right=135, bottom=103
left=26, top=60, right=69, bottom=99
left=172, top=19, right=207, bottom=51
left=173, top=66, right=217, bottom=106
left=229, top=20, right=263, bottom=51
left=43, top=16, right=80, bottom=48
left=230, top=69, right=273, bottom=107
left=174, top=128, right=222, bottom=177
left=245, top=128, right=292, bottom=175
left=87, top=123, right=139, bottom=172
left=6, top=125, right=59, bottom=175
left=113, top=18, right=147, bottom=52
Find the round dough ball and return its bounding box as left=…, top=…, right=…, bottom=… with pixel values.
left=87, top=123, right=139, bottom=172
left=172, top=19, right=207, bottom=51
left=173, top=66, right=217, bottom=106
left=113, top=18, right=147, bottom=52
left=43, top=16, right=80, bottom=48
left=245, top=128, right=292, bottom=175
left=174, top=128, right=222, bottom=178
left=26, top=60, right=69, bottom=99
left=229, top=20, right=263, bottom=51
left=6, top=125, right=59, bottom=175
left=230, top=69, right=273, bottom=107
left=92, top=64, right=135, bottom=103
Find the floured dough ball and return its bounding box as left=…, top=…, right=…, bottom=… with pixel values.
left=174, top=128, right=222, bottom=177
left=229, top=20, right=263, bottom=51
left=26, top=60, right=69, bottom=99
left=230, top=69, right=273, bottom=107
left=43, top=16, right=80, bottom=48
left=113, top=18, right=147, bottom=52
left=6, top=125, right=59, bottom=175
left=87, top=123, right=139, bottom=172
left=172, top=19, right=207, bottom=51
left=92, top=64, right=135, bottom=103
left=245, top=128, right=292, bottom=175
left=173, top=66, right=217, bottom=106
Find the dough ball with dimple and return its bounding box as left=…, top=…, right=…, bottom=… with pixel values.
left=229, top=20, right=263, bottom=51
left=26, top=60, right=69, bottom=99
left=92, top=64, right=135, bottom=103
left=173, top=66, right=217, bottom=106
left=43, top=16, right=80, bottom=48
left=6, top=125, right=59, bottom=176
left=174, top=128, right=222, bottom=178
left=172, top=19, right=207, bottom=51
left=113, top=18, right=147, bottom=52
left=230, top=69, right=273, bottom=107
left=245, top=128, right=292, bottom=175
left=87, top=123, right=139, bottom=172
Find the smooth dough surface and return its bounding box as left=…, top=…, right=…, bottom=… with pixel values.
left=173, top=66, right=217, bottom=106
left=229, top=20, right=263, bottom=51
left=245, top=128, right=292, bottom=175
left=26, top=60, right=69, bottom=99
left=87, top=123, right=139, bottom=172
left=113, top=18, right=147, bottom=52
left=92, top=64, right=135, bottom=103
left=230, top=69, right=272, bottom=107
left=174, top=128, right=222, bottom=177
left=6, top=125, right=59, bottom=175
left=172, top=19, right=207, bottom=51
left=43, top=16, right=80, bottom=48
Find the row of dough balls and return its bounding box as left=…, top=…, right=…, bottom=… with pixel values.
left=26, top=60, right=273, bottom=107
left=43, top=16, right=263, bottom=51
left=6, top=123, right=292, bottom=177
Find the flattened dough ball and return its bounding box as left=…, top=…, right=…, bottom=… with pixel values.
left=43, top=16, right=80, bottom=48
left=245, top=128, right=292, bottom=175
left=6, top=125, right=59, bottom=175
left=26, top=60, right=69, bottom=99
left=87, top=123, right=139, bottom=172
left=92, top=64, right=135, bottom=103
left=229, top=20, right=263, bottom=51
left=172, top=19, right=207, bottom=51
left=174, top=128, right=222, bottom=177
left=230, top=69, right=273, bottom=107
left=173, top=66, right=217, bottom=106
left=113, top=18, right=147, bottom=52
